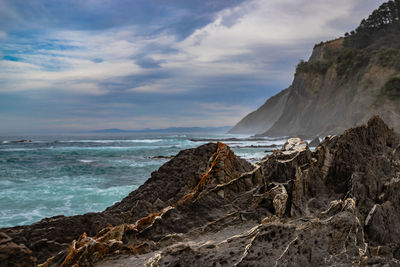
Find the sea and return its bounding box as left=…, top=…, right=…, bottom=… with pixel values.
left=0, top=133, right=288, bottom=228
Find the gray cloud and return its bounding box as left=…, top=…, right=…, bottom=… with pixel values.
left=0, top=0, right=387, bottom=133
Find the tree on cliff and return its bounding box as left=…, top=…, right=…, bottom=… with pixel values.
left=345, top=0, right=400, bottom=48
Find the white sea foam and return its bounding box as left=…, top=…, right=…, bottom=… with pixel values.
left=78, top=159, right=95, bottom=163
left=60, top=139, right=163, bottom=143
left=0, top=148, right=35, bottom=151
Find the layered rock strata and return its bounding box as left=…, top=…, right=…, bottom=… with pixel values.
left=1, top=116, right=400, bottom=266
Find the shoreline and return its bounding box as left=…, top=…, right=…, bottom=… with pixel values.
left=1, top=116, right=400, bottom=266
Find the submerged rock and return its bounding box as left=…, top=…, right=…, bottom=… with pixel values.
left=8, top=139, right=32, bottom=144
left=1, top=116, right=400, bottom=266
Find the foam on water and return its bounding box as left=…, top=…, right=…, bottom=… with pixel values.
left=78, top=159, right=95, bottom=163
left=59, top=139, right=164, bottom=143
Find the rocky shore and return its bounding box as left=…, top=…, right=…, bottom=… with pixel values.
left=1, top=116, right=400, bottom=266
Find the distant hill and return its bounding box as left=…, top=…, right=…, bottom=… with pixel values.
left=230, top=0, right=400, bottom=138
left=91, top=126, right=232, bottom=134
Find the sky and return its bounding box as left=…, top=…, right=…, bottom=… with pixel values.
left=0, top=0, right=386, bottom=134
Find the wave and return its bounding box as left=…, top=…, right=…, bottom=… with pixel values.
left=78, top=159, right=95, bottom=163
left=0, top=148, right=36, bottom=151
left=59, top=139, right=164, bottom=143
left=0, top=145, right=170, bottom=152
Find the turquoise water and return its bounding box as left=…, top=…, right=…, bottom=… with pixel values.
left=0, top=134, right=285, bottom=228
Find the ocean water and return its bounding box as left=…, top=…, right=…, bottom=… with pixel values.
left=0, top=133, right=287, bottom=228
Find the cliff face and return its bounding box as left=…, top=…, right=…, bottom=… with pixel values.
left=2, top=116, right=400, bottom=267
left=231, top=37, right=400, bottom=138
left=264, top=38, right=400, bottom=137
left=228, top=88, right=290, bottom=134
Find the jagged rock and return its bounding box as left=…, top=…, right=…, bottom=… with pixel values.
left=39, top=142, right=257, bottom=266
left=271, top=185, right=288, bottom=218
left=105, top=143, right=248, bottom=222
left=309, top=136, right=320, bottom=147
left=0, top=232, right=37, bottom=267
left=2, top=213, right=123, bottom=264
left=2, top=116, right=400, bottom=267
left=259, top=137, right=312, bottom=184
left=3, top=143, right=246, bottom=264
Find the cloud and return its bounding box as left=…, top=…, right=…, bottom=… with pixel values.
left=1, top=0, right=384, bottom=96
left=175, top=0, right=380, bottom=62
left=0, top=28, right=147, bottom=94
left=128, top=81, right=186, bottom=94
left=0, top=0, right=387, bottom=132
left=135, top=0, right=385, bottom=93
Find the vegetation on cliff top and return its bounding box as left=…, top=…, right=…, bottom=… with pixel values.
left=296, top=0, right=400, bottom=79
left=344, top=0, right=400, bottom=49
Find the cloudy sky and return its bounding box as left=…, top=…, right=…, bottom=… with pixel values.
left=0, top=0, right=385, bottom=134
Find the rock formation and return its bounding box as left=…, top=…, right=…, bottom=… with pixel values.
left=1, top=116, right=399, bottom=266
left=0, top=232, right=36, bottom=267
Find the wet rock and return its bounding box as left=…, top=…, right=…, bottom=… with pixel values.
left=148, top=155, right=174, bottom=160
left=9, top=139, right=32, bottom=144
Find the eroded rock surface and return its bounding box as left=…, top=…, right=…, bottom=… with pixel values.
left=0, top=232, right=36, bottom=267
left=1, top=116, right=400, bottom=266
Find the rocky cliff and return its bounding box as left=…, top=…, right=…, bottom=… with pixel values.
left=230, top=2, right=400, bottom=138
left=264, top=38, right=400, bottom=138
left=228, top=88, right=290, bottom=135
left=1, top=116, right=400, bottom=266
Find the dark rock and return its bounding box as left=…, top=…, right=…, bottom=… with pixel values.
left=104, top=143, right=253, bottom=222
left=9, top=140, right=32, bottom=144
left=3, top=213, right=123, bottom=264
left=148, top=155, right=174, bottom=160
left=2, top=116, right=400, bottom=267
left=0, top=232, right=37, bottom=267
left=260, top=138, right=312, bottom=184
left=309, top=136, right=320, bottom=147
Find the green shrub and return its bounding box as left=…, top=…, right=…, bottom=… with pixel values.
left=296, top=60, right=332, bottom=74
left=335, top=48, right=370, bottom=79
left=376, top=48, right=400, bottom=70
left=381, top=77, right=400, bottom=99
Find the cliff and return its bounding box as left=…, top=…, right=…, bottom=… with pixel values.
left=230, top=2, right=400, bottom=138
left=263, top=38, right=400, bottom=138
left=228, top=88, right=290, bottom=134
left=1, top=116, right=400, bottom=266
